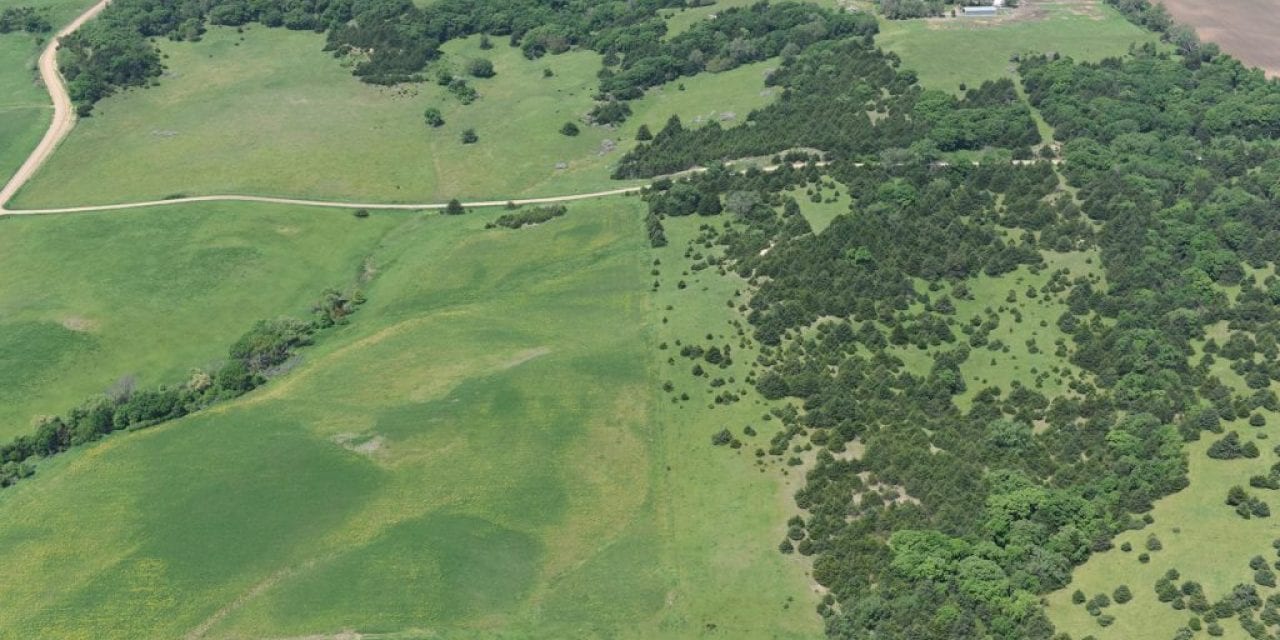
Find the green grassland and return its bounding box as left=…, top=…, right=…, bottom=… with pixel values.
left=12, top=24, right=779, bottom=208
left=1048, top=413, right=1280, bottom=640
left=0, top=0, right=100, bottom=184
left=0, top=204, right=401, bottom=440
left=1048, top=307, right=1280, bottom=639
left=0, top=200, right=819, bottom=639
left=876, top=0, right=1157, bottom=91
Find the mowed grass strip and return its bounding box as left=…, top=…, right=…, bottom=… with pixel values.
left=0, top=199, right=817, bottom=639
left=13, top=26, right=779, bottom=208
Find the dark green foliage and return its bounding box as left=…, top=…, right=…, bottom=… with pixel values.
left=485, top=205, right=566, bottom=229
left=616, top=41, right=1039, bottom=178
left=0, top=6, right=51, bottom=33
left=466, top=57, right=495, bottom=78
left=228, top=317, right=314, bottom=372
left=445, top=199, right=466, bottom=215
left=560, top=122, right=580, bottom=137
left=645, top=212, right=667, bottom=248
left=1146, top=534, right=1163, bottom=552
left=460, top=128, right=479, bottom=144
left=879, top=0, right=944, bottom=19
left=61, top=0, right=876, bottom=115
left=1114, top=584, right=1133, bottom=604
left=0, top=286, right=362, bottom=489
left=588, top=100, right=631, bottom=126
left=424, top=107, right=445, bottom=128
left=1208, top=432, right=1259, bottom=459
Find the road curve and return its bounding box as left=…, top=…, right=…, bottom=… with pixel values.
left=0, top=0, right=111, bottom=211
left=0, top=1, right=1057, bottom=217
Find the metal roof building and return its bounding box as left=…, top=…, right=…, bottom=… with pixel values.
left=962, top=5, right=998, bottom=15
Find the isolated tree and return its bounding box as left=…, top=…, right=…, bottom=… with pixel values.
left=461, top=128, right=478, bottom=144
left=424, top=107, right=444, bottom=128
left=445, top=199, right=465, bottom=215
left=636, top=124, right=653, bottom=141
left=479, top=34, right=493, bottom=50
left=1114, top=585, right=1132, bottom=604
left=560, top=122, right=580, bottom=136
left=1167, top=24, right=1200, bottom=57
left=466, top=57, right=495, bottom=78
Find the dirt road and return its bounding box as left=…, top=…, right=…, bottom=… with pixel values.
left=0, top=1, right=1052, bottom=217
left=0, top=0, right=112, bottom=211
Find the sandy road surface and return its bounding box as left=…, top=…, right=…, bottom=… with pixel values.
left=0, top=0, right=112, bottom=211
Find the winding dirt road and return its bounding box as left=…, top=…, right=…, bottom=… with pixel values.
left=0, top=0, right=111, bottom=213
left=0, top=3, right=1055, bottom=217
left=0, top=0, right=655, bottom=216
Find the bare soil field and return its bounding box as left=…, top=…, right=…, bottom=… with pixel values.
left=1162, top=0, right=1280, bottom=76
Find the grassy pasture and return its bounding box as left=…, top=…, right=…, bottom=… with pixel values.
left=876, top=0, right=1156, bottom=92
left=1048, top=414, right=1280, bottom=640
left=12, top=26, right=779, bottom=208
left=1048, top=286, right=1280, bottom=638
left=0, top=0, right=103, bottom=184
left=0, top=200, right=819, bottom=639
left=0, top=204, right=401, bottom=440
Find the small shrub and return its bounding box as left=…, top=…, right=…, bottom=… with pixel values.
left=1146, top=534, right=1163, bottom=551
left=424, top=107, right=444, bottom=128
left=560, top=122, right=580, bottom=136
left=466, top=57, right=495, bottom=78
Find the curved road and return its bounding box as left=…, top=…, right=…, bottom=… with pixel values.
left=0, top=3, right=1057, bottom=217
left=0, top=0, right=652, bottom=216
left=0, top=0, right=111, bottom=213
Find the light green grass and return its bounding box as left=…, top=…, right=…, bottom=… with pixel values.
left=14, top=26, right=779, bottom=208
left=0, top=0, right=100, bottom=184
left=663, top=0, right=841, bottom=36
left=880, top=248, right=1100, bottom=408
left=0, top=201, right=819, bottom=639
left=1048, top=414, right=1280, bottom=640
left=0, top=204, right=401, bottom=439
left=876, top=0, right=1156, bottom=91
left=1049, top=266, right=1280, bottom=639
left=791, top=178, right=852, bottom=233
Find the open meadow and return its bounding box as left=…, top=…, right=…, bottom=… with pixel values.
left=0, top=204, right=401, bottom=440
left=0, top=0, right=98, bottom=183
left=1048, top=411, right=1280, bottom=640
left=11, top=23, right=779, bottom=208
left=0, top=200, right=820, bottom=639
left=876, top=0, right=1156, bottom=91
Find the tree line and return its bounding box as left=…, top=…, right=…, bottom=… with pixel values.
left=57, top=0, right=874, bottom=120
left=614, top=38, right=1040, bottom=178
left=0, top=288, right=364, bottom=489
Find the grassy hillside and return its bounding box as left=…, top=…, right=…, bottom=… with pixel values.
left=0, top=200, right=820, bottom=639
left=0, top=0, right=99, bottom=184
left=877, top=0, right=1156, bottom=91
left=12, top=25, right=779, bottom=208
left=0, top=204, right=401, bottom=440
